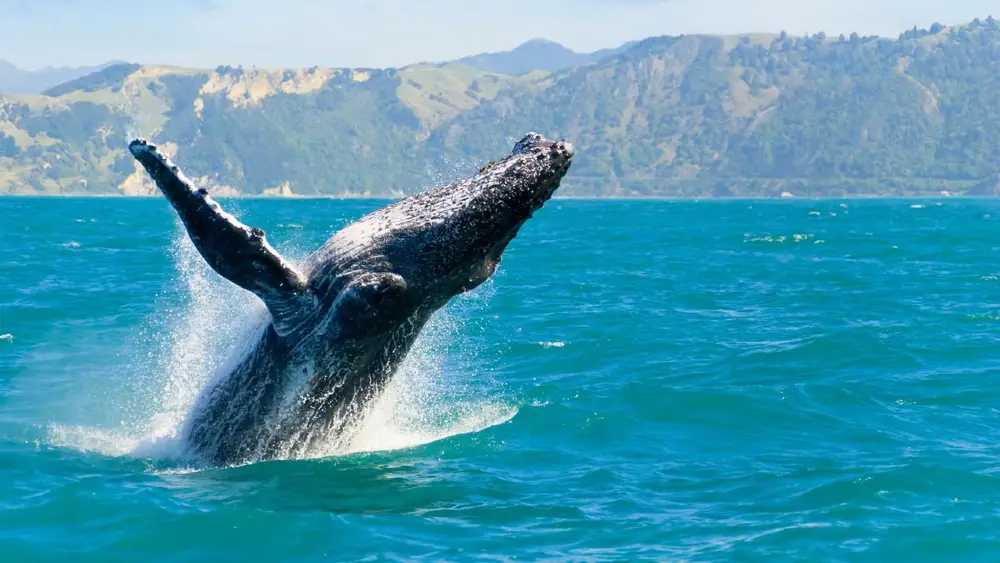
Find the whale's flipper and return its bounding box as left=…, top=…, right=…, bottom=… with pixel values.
left=128, top=139, right=316, bottom=337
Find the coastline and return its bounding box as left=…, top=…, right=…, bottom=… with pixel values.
left=0, top=193, right=991, bottom=201
left=1, top=178, right=988, bottom=201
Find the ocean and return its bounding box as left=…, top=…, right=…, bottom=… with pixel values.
left=2, top=197, right=1000, bottom=561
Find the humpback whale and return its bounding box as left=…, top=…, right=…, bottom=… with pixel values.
left=128, top=133, right=574, bottom=466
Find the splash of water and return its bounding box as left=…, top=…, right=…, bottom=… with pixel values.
left=310, top=274, right=514, bottom=459
left=49, top=215, right=515, bottom=466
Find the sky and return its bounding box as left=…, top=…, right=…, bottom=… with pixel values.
left=0, top=0, right=996, bottom=70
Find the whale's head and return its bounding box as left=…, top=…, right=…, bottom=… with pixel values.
left=390, top=132, right=574, bottom=303
left=310, top=132, right=573, bottom=336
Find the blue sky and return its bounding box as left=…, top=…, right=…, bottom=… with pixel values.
left=0, top=0, right=996, bottom=69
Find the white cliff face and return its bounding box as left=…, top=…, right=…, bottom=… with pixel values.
left=194, top=67, right=338, bottom=114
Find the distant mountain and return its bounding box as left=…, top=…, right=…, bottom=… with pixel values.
left=451, top=38, right=635, bottom=75
left=0, top=60, right=124, bottom=94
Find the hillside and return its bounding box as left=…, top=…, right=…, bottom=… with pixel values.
left=0, top=59, right=122, bottom=94
left=3, top=19, right=1000, bottom=197
left=432, top=21, right=1000, bottom=197
left=0, top=61, right=540, bottom=196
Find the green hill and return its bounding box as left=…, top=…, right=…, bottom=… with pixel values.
left=3, top=18, right=1000, bottom=197
left=432, top=20, right=1000, bottom=197
left=0, top=62, right=537, bottom=196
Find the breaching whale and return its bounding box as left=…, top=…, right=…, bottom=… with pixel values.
left=128, top=133, right=574, bottom=466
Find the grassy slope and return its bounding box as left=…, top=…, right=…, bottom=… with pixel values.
left=0, top=62, right=533, bottom=195
left=434, top=21, right=1000, bottom=196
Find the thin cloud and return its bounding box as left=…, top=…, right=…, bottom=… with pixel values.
left=1, top=0, right=217, bottom=16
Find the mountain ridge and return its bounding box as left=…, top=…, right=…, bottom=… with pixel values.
left=0, top=60, right=126, bottom=94
left=2, top=18, right=1000, bottom=198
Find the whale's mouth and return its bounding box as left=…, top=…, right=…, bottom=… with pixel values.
left=499, top=137, right=573, bottom=213
left=530, top=140, right=573, bottom=208
left=462, top=138, right=573, bottom=291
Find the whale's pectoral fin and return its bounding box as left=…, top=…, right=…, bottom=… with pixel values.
left=129, top=138, right=316, bottom=336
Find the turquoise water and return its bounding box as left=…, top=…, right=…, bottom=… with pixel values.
left=3, top=197, right=1000, bottom=561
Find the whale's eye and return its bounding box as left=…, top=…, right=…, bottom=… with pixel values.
left=345, top=272, right=408, bottom=310
left=335, top=272, right=411, bottom=335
